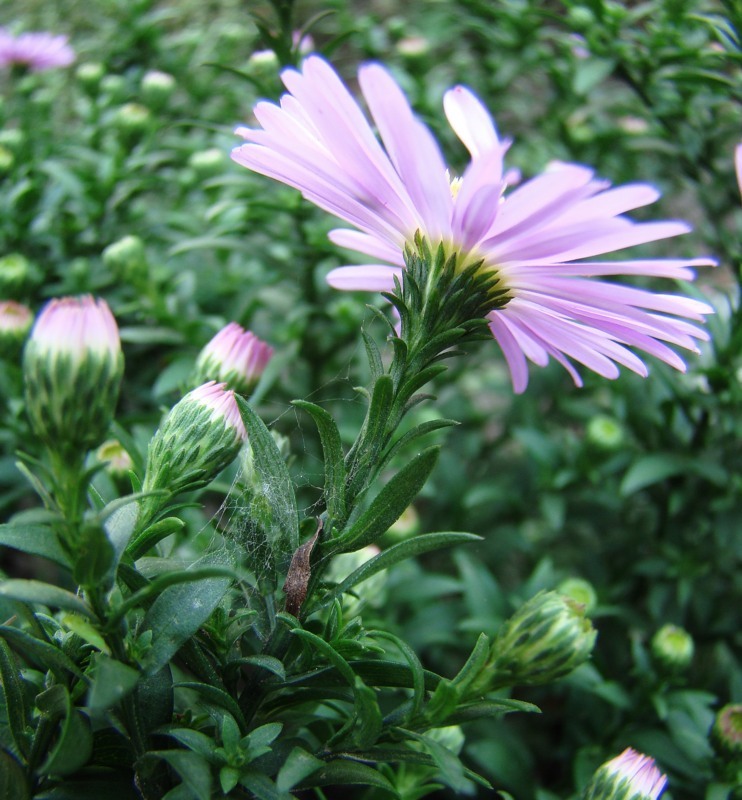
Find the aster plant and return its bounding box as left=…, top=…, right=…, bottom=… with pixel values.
left=0, top=45, right=719, bottom=800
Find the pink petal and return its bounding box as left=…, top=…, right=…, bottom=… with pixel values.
left=326, top=265, right=402, bottom=291
left=443, top=85, right=502, bottom=161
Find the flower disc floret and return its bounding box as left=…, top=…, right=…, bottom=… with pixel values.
left=232, top=56, right=713, bottom=393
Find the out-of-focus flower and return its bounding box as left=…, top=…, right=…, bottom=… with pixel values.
left=141, top=69, right=175, bottom=108
left=583, top=748, right=667, bottom=800
left=23, top=296, right=123, bottom=452
left=138, top=382, right=247, bottom=525
left=96, top=439, right=134, bottom=480
left=102, top=235, right=148, bottom=286
left=0, top=300, right=32, bottom=359
left=650, top=624, right=694, bottom=673
left=712, top=704, right=742, bottom=760
left=488, top=590, right=596, bottom=687
left=112, top=102, right=151, bottom=136
left=0, top=28, right=75, bottom=71
left=233, top=56, right=713, bottom=393
left=586, top=414, right=624, bottom=450
left=75, top=61, right=104, bottom=92
left=192, top=322, right=273, bottom=395
left=188, top=147, right=227, bottom=179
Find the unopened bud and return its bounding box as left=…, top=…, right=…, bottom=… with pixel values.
left=557, top=577, right=598, bottom=614
left=712, top=704, right=742, bottom=761
left=102, top=235, right=147, bottom=285
left=490, top=590, right=597, bottom=687
left=192, top=322, right=273, bottom=395
left=0, top=128, right=25, bottom=151
left=586, top=415, right=624, bottom=450
left=75, top=62, right=104, bottom=92
left=113, top=102, right=151, bottom=136
left=23, top=296, right=123, bottom=453
left=0, top=145, right=13, bottom=173
left=96, top=439, right=134, bottom=480
left=583, top=748, right=667, bottom=800
left=0, top=253, right=40, bottom=296
left=139, top=382, right=246, bottom=522
left=100, top=74, right=127, bottom=103
left=188, top=147, right=227, bottom=179
left=0, top=300, right=33, bottom=359
left=650, top=624, right=694, bottom=674
left=141, top=70, right=175, bottom=108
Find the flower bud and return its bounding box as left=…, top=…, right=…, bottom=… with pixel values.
left=0, top=253, right=40, bottom=297
left=75, top=62, right=104, bottom=93
left=0, top=145, right=13, bottom=173
left=23, top=296, right=123, bottom=453
left=192, top=322, right=273, bottom=395
left=0, top=128, right=25, bottom=152
left=586, top=415, right=624, bottom=450
left=712, top=704, right=742, bottom=761
left=112, top=102, right=151, bottom=137
left=0, top=300, right=33, bottom=359
left=140, top=69, right=175, bottom=108
left=139, top=382, right=246, bottom=522
left=100, top=74, right=127, bottom=103
left=490, top=590, right=597, bottom=687
left=102, top=235, right=148, bottom=286
left=583, top=748, right=667, bottom=800
left=96, top=439, right=134, bottom=481
left=650, top=624, right=694, bottom=674
left=188, top=147, right=227, bottom=179
left=557, top=577, right=598, bottom=614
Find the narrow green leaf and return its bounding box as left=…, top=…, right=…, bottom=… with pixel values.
left=400, top=730, right=469, bottom=793
left=60, top=614, right=110, bottom=655
left=127, top=517, right=185, bottom=560
left=139, top=554, right=234, bottom=676
left=292, top=401, right=347, bottom=523
left=450, top=632, right=491, bottom=691
left=396, top=363, right=448, bottom=406
left=39, top=689, right=93, bottom=776
left=239, top=771, right=293, bottom=800
left=298, top=759, right=396, bottom=793
left=0, top=626, right=83, bottom=680
left=135, top=665, right=174, bottom=735
left=174, top=682, right=246, bottom=730
left=147, top=751, right=211, bottom=800
left=0, top=581, right=91, bottom=618
left=276, top=747, right=323, bottom=793
left=108, top=566, right=236, bottom=626
left=88, top=656, right=140, bottom=713
left=361, top=328, right=383, bottom=382
left=378, top=418, right=458, bottom=471
left=351, top=677, right=383, bottom=748
left=227, top=655, right=285, bottom=681
left=0, top=523, right=69, bottom=568
left=372, top=631, right=425, bottom=719
left=164, top=729, right=218, bottom=760
left=445, top=697, right=540, bottom=725
left=291, top=629, right=356, bottom=686
left=317, top=531, right=479, bottom=613
left=0, top=751, right=30, bottom=800
left=336, top=447, right=440, bottom=552
left=245, top=722, right=283, bottom=749
left=0, top=638, right=29, bottom=760
left=346, top=375, right=394, bottom=497
left=236, top=396, right=299, bottom=554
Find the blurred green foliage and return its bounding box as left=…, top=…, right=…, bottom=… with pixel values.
left=0, top=0, right=740, bottom=798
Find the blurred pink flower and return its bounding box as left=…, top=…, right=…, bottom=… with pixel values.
left=232, top=57, right=713, bottom=393
left=0, top=28, right=75, bottom=71
left=735, top=143, right=742, bottom=199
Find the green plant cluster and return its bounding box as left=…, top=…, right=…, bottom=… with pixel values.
left=0, top=1, right=740, bottom=799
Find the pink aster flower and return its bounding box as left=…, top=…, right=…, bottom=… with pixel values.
left=30, top=295, right=120, bottom=360
left=0, top=28, right=75, bottom=72
left=232, top=57, right=714, bottom=393
left=584, top=747, right=667, bottom=800
left=193, top=322, right=274, bottom=394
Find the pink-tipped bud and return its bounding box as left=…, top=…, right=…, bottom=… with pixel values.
left=23, top=296, right=123, bottom=452
left=138, top=382, right=246, bottom=526
left=584, top=748, right=667, bottom=800
left=192, top=322, right=273, bottom=395
left=0, top=300, right=33, bottom=359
